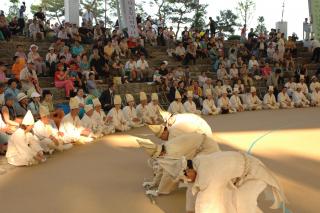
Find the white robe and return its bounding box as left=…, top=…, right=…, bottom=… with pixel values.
left=146, top=102, right=163, bottom=124
left=277, top=92, right=294, bottom=108
left=292, top=91, right=310, bottom=107
left=136, top=104, right=153, bottom=124
left=284, top=82, right=296, bottom=97
left=184, top=101, right=201, bottom=115
left=107, top=108, right=130, bottom=132
left=189, top=152, right=286, bottom=213
left=311, top=91, right=320, bottom=106
left=168, top=101, right=185, bottom=114
left=33, top=120, right=62, bottom=152
left=245, top=94, right=262, bottom=110
left=6, top=129, right=43, bottom=166
left=229, top=95, right=245, bottom=112
left=263, top=94, right=279, bottom=109
left=202, top=99, right=220, bottom=115
left=123, top=106, right=144, bottom=128
left=91, top=110, right=115, bottom=135
left=167, top=113, right=213, bottom=140
left=218, top=97, right=236, bottom=113
left=59, top=113, right=93, bottom=143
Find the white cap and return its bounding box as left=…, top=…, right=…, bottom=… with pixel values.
left=187, top=90, right=193, bottom=98
left=311, top=75, right=317, bottom=80
left=69, top=97, right=80, bottom=110
left=31, top=92, right=41, bottom=98
left=151, top=93, right=158, bottom=101
left=205, top=89, right=212, bottom=97
left=300, top=75, right=305, bottom=80
left=222, top=88, right=228, bottom=94
left=39, top=105, right=50, bottom=117
left=48, top=46, right=54, bottom=50
left=114, top=95, right=122, bottom=105
left=163, top=60, right=168, bottom=65
left=268, top=86, right=274, bottom=92
left=22, top=110, right=35, bottom=126
left=92, top=98, right=101, bottom=107
left=17, top=93, right=28, bottom=102
left=84, top=104, right=94, bottom=113
left=140, top=92, right=147, bottom=101
left=126, top=94, right=134, bottom=102
left=250, top=86, right=256, bottom=93
left=29, top=44, right=38, bottom=51
left=233, top=87, right=239, bottom=93
left=175, top=90, right=182, bottom=99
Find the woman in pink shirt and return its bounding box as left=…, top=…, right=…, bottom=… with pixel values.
left=261, top=63, right=272, bottom=80
left=54, top=64, right=74, bottom=99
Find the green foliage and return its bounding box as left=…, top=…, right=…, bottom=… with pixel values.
left=255, top=16, right=268, bottom=34
left=215, top=10, right=240, bottom=36
left=31, top=0, right=64, bottom=24
left=80, top=0, right=105, bottom=24
left=236, top=0, right=255, bottom=26
left=191, top=3, right=207, bottom=30
left=227, top=35, right=241, bottom=41
left=7, top=0, right=20, bottom=20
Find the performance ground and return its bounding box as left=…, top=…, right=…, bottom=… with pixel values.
left=0, top=108, right=319, bottom=213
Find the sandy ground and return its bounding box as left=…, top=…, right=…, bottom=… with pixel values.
left=0, top=108, right=319, bottom=213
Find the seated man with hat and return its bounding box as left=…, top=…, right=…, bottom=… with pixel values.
left=218, top=88, right=236, bottom=114
left=311, top=82, right=320, bottom=107
left=245, top=86, right=262, bottom=111
left=230, top=87, right=245, bottom=112
left=123, top=94, right=144, bottom=128
left=292, top=83, right=310, bottom=108
left=146, top=93, right=163, bottom=124
left=202, top=89, right=220, bottom=115
left=263, top=86, right=280, bottom=110
left=277, top=87, right=294, bottom=109
left=184, top=91, right=201, bottom=115
left=91, top=98, right=115, bottom=135
left=136, top=92, right=154, bottom=124
left=107, top=95, right=130, bottom=132
left=168, top=90, right=185, bottom=114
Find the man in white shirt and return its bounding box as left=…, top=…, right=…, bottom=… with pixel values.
left=123, top=94, right=144, bottom=128
left=284, top=77, right=296, bottom=97
left=277, top=87, right=294, bottom=109
left=59, top=98, right=93, bottom=144
left=230, top=87, right=245, bottom=112
left=136, top=55, right=150, bottom=81
left=146, top=93, right=163, bottom=124
left=29, top=19, right=43, bottom=41
left=202, top=89, right=220, bottom=115
left=311, top=82, right=320, bottom=107
left=168, top=90, right=185, bottom=114
left=218, top=88, right=236, bottom=114
left=246, top=86, right=262, bottom=110
left=292, top=83, right=310, bottom=108
left=303, top=18, right=311, bottom=40
left=19, top=60, right=38, bottom=92
left=309, top=76, right=318, bottom=93
left=91, top=98, right=115, bottom=135
left=175, top=42, right=186, bottom=60
left=136, top=92, right=153, bottom=124
left=107, top=95, right=131, bottom=132
left=184, top=91, right=201, bottom=115
left=263, top=86, right=279, bottom=110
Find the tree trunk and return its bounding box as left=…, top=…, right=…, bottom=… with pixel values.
left=175, top=13, right=183, bottom=40
left=55, top=12, right=61, bottom=25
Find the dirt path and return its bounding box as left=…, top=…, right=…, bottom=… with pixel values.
left=0, top=108, right=319, bottom=213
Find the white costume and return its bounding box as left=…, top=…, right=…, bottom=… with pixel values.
left=59, top=98, right=93, bottom=143
left=263, top=86, right=279, bottom=110
left=284, top=81, right=296, bottom=97
left=158, top=152, right=287, bottom=213
left=136, top=92, right=153, bottom=124
left=91, top=99, right=115, bottom=134
left=146, top=93, right=163, bottom=124
left=292, top=84, right=310, bottom=107
left=107, top=95, right=131, bottom=132
left=184, top=91, right=201, bottom=115
left=230, top=88, right=245, bottom=112
left=6, top=111, right=43, bottom=166
left=277, top=91, right=294, bottom=109
left=123, top=94, right=144, bottom=128
left=168, top=90, right=185, bottom=114
left=311, top=83, right=320, bottom=106
left=246, top=87, right=262, bottom=110
left=138, top=133, right=221, bottom=195
left=202, top=89, right=220, bottom=115
left=218, top=90, right=236, bottom=113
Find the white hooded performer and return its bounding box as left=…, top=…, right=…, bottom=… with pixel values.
left=168, top=90, right=186, bottom=114
left=246, top=86, right=263, bottom=110
left=136, top=92, right=153, bottom=124
left=311, top=82, right=320, bottom=107
left=146, top=93, right=163, bottom=124
left=184, top=91, right=201, bottom=115
left=123, top=94, right=144, bottom=128
left=6, top=110, right=46, bottom=166
left=277, top=87, right=294, bottom=109
left=107, top=95, right=131, bottom=132
left=137, top=132, right=221, bottom=197
left=33, top=105, right=72, bottom=153
left=292, top=83, right=310, bottom=108
left=91, top=98, right=115, bottom=135
left=202, top=89, right=221, bottom=115
left=59, top=97, right=93, bottom=144
left=158, top=152, right=287, bottom=213
left=81, top=104, right=103, bottom=138
left=148, top=112, right=213, bottom=141
left=229, top=87, right=245, bottom=112
left=263, top=86, right=280, bottom=110
left=218, top=88, right=236, bottom=114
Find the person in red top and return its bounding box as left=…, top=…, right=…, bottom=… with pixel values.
left=54, top=64, right=74, bottom=99
left=261, top=63, right=272, bottom=80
